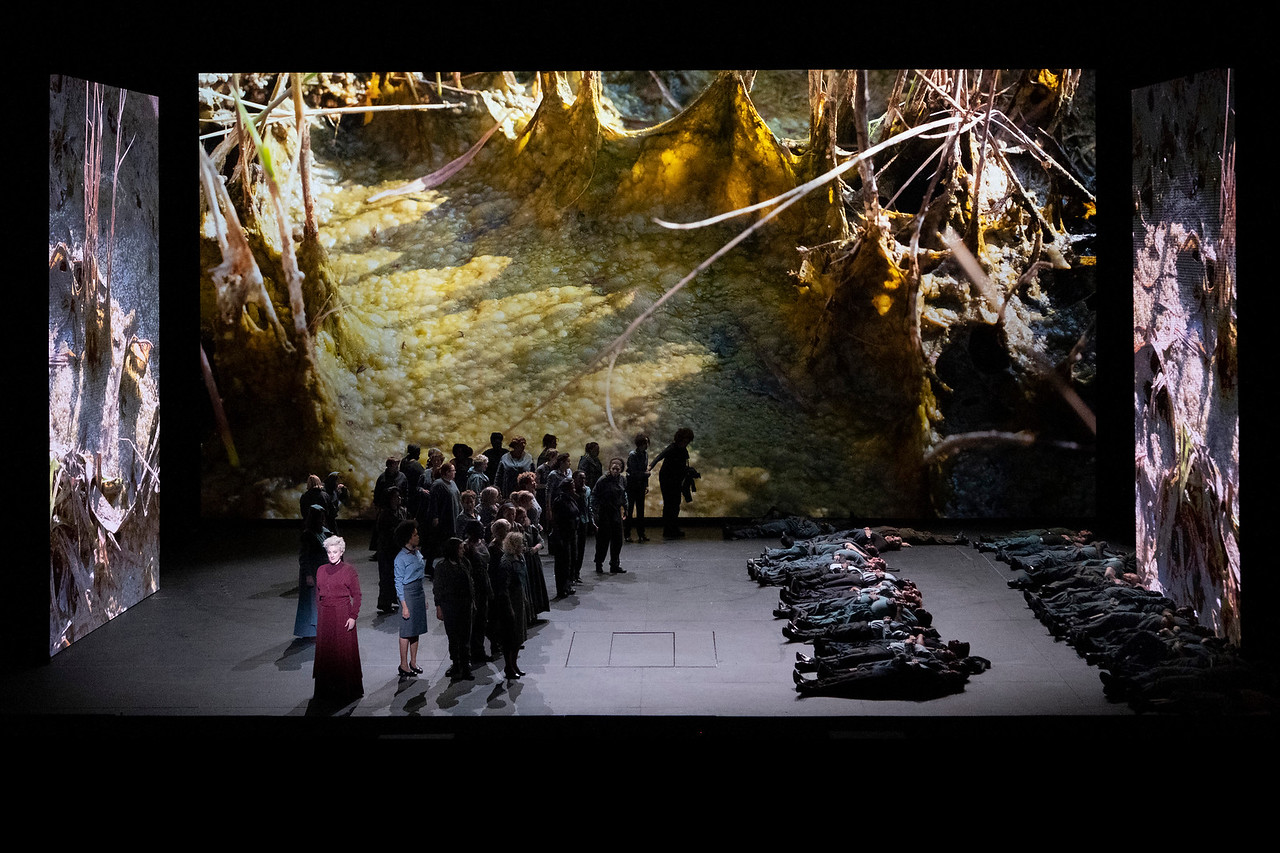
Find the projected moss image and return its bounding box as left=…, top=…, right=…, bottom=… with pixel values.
left=49, top=76, right=161, bottom=655
left=197, top=71, right=1096, bottom=521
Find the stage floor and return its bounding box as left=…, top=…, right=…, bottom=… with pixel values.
left=6, top=523, right=1159, bottom=741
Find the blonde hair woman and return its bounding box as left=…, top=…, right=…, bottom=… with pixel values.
left=313, top=535, right=363, bottom=703
left=491, top=528, right=528, bottom=680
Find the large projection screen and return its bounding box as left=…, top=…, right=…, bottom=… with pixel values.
left=49, top=76, right=161, bottom=656
left=1132, top=69, right=1238, bottom=644
left=197, top=71, right=1097, bottom=525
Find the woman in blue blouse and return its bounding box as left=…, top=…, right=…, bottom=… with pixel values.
left=393, top=520, right=428, bottom=678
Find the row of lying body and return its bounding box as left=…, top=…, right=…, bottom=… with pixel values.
left=747, top=527, right=988, bottom=699
left=985, top=536, right=1273, bottom=713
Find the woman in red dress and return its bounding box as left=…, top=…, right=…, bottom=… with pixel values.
left=313, top=535, right=363, bottom=702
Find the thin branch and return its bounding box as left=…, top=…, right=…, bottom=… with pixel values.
left=655, top=112, right=973, bottom=231
left=293, top=73, right=317, bottom=241
left=366, top=111, right=511, bottom=204
left=199, top=142, right=294, bottom=350
left=105, top=87, right=133, bottom=377
left=883, top=134, right=947, bottom=213
left=963, top=72, right=999, bottom=255
left=987, top=136, right=1057, bottom=235
left=923, top=430, right=1082, bottom=465
left=852, top=70, right=882, bottom=229
left=83, top=82, right=106, bottom=366
left=648, top=70, right=683, bottom=112
left=877, top=70, right=909, bottom=145
left=233, top=89, right=310, bottom=351
left=201, top=343, right=239, bottom=468
left=907, top=73, right=969, bottom=358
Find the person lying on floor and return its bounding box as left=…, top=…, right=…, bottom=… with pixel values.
left=1007, top=552, right=1133, bottom=592
left=750, top=541, right=887, bottom=582
left=792, top=645, right=988, bottom=699
left=1009, top=553, right=1135, bottom=590
left=1028, top=581, right=1177, bottom=629
left=752, top=553, right=882, bottom=586
left=782, top=607, right=933, bottom=642
left=776, top=578, right=922, bottom=620
left=756, top=538, right=879, bottom=564
left=1098, top=631, right=1252, bottom=696
left=1068, top=607, right=1207, bottom=659
left=756, top=552, right=894, bottom=589
left=847, top=527, right=908, bottom=555
left=1098, top=624, right=1231, bottom=678
left=1099, top=653, right=1266, bottom=712
left=1002, top=541, right=1116, bottom=573
left=780, top=561, right=909, bottom=595
left=972, top=528, right=1093, bottom=552
left=795, top=634, right=971, bottom=673
left=723, top=515, right=835, bottom=541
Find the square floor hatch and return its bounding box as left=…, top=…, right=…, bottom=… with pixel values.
left=566, top=631, right=717, bottom=667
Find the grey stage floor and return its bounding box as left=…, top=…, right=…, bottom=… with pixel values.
left=4, top=522, right=1204, bottom=745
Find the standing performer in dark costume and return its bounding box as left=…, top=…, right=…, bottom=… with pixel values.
left=550, top=478, right=581, bottom=599
left=624, top=433, right=650, bottom=543
left=313, top=535, right=363, bottom=703
left=426, top=462, right=462, bottom=560
left=295, top=504, right=330, bottom=638
left=571, top=471, right=591, bottom=584
left=375, top=486, right=407, bottom=614
left=577, top=441, right=603, bottom=491
left=482, top=432, right=508, bottom=485
left=400, top=444, right=427, bottom=516
left=299, top=475, right=330, bottom=525
left=434, top=537, right=476, bottom=681
left=496, top=436, right=533, bottom=498
left=462, top=520, right=493, bottom=665
left=493, top=527, right=528, bottom=680
left=650, top=427, right=694, bottom=540
left=592, top=457, right=628, bottom=574
left=322, top=472, right=350, bottom=535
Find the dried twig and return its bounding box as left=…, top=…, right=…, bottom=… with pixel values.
left=105, top=88, right=133, bottom=348
left=201, top=343, right=239, bottom=468
left=82, top=82, right=105, bottom=367
left=923, top=430, right=1082, bottom=465
left=906, top=73, right=969, bottom=356
left=366, top=111, right=511, bottom=204
left=199, top=142, right=294, bottom=350
left=656, top=112, right=973, bottom=232
left=231, top=90, right=310, bottom=352
left=648, top=70, right=683, bottom=112
left=293, top=73, right=317, bottom=242
left=852, top=70, right=882, bottom=230
left=962, top=72, right=999, bottom=255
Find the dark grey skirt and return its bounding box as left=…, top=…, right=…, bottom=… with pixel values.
left=400, top=578, right=429, bottom=638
